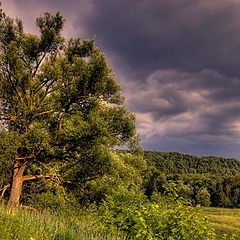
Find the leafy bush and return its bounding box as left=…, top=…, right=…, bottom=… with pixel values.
left=196, top=187, right=211, bottom=206
left=98, top=183, right=216, bottom=239
left=98, top=187, right=146, bottom=236
left=77, top=151, right=146, bottom=205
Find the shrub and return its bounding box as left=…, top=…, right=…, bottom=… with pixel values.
left=196, top=187, right=211, bottom=207
left=98, top=183, right=216, bottom=239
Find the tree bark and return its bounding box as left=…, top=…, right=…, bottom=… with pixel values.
left=0, top=183, right=10, bottom=199
left=7, top=159, right=54, bottom=208
left=7, top=161, right=26, bottom=208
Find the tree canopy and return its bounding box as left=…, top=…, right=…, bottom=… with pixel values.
left=0, top=8, right=140, bottom=207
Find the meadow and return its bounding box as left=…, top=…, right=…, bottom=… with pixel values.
left=202, top=207, right=240, bottom=238
left=1, top=203, right=240, bottom=239
left=0, top=205, right=124, bottom=240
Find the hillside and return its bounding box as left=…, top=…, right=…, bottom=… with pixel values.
left=144, top=151, right=240, bottom=175
left=144, top=151, right=240, bottom=208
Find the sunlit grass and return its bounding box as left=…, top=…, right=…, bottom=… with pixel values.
left=202, top=207, right=240, bottom=237
left=0, top=204, right=125, bottom=240
left=2, top=203, right=240, bottom=239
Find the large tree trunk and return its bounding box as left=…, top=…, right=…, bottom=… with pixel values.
left=7, top=161, right=26, bottom=208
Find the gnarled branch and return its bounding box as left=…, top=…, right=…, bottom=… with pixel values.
left=23, top=174, right=53, bottom=182
left=0, top=183, right=10, bottom=198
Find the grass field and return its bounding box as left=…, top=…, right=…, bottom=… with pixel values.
left=0, top=205, right=124, bottom=240
left=202, top=207, right=240, bottom=238
left=1, top=204, right=240, bottom=239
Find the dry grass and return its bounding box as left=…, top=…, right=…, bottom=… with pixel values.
left=202, top=207, right=240, bottom=237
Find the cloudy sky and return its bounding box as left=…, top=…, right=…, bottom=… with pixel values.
left=2, top=0, right=240, bottom=158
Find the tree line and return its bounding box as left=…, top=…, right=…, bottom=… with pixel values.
left=144, top=151, right=240, bottom=208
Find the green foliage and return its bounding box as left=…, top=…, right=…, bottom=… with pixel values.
left=76, top=151, right=146, bottom=205
left=23, top=188, right=69, bottom=212
left=144, top=152, right=240, bottom=176
left=196, top=187, right=211, bottom=207
left=0, top=8, right=141, bottom=206
left=98, top=183, right=216, bottom=239
left=0, top=131, right=20, bottom=182
left=98, top=187, right=146, bottom=236
left=144, top=151, right=240, bottom=208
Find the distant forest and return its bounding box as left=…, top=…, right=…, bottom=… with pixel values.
left=144, top=151, right=240, bottom=208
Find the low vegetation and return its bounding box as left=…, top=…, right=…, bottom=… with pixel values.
left=202, top=207, right=240, bottom=238
left=0, top=204, right=124, bottom=240
left=2, top=194, right=240, bottom=240
left=97, top=183, right=216, bottom=240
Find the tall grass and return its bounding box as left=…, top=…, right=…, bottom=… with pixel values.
left=202, top=207, right=240, bottom=239
left=3, top=203, right=240, bottom=240
left=0, top=204, right=125, bottom=240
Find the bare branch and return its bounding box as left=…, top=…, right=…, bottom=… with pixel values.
left=32, top=52, right=47, bottom=79
left=23, top=174, right=53, bottom=182
left=34, top=110, right=56, bottom=117
left=0, top=183, right=10, bottom=198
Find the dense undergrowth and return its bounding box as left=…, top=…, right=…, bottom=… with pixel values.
left=97, top=185, right=216, bottom=240
left=2, top=151, right=240, bottom=239
left=1, top=185, right=240, bottom=239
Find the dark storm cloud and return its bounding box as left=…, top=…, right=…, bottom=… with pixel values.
left=142, top=133, right=240, bottom=158
left=81, top=0, right=240, bottom=77
left=127, top=69, right=240, bottom=157
left=77, top=0, right=240, bottom=157
left=3, top=0, right=240, bottom=157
